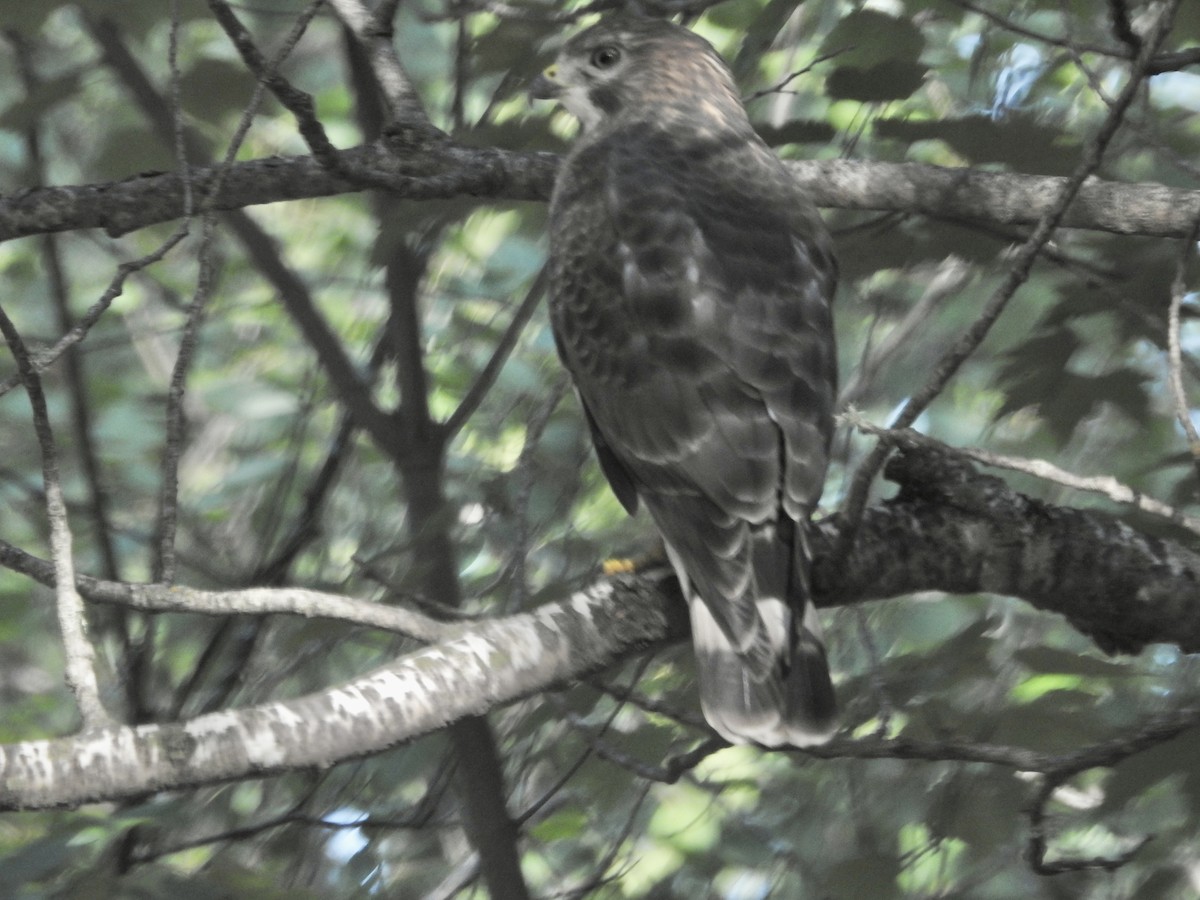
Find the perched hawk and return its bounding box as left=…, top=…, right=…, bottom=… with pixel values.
left=532, top=14, right=837, bottom=747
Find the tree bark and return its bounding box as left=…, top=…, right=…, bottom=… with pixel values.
left=2, top=446, right=1199, bottom=809
left=2, top=142, right=1198, bottom=242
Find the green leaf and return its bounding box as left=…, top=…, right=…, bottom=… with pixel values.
left=1103, top=728, right=1200, bottom=812
left=824, top=853, right=901, bottom=896
left=757, top=120, right=838, bottom=148
left=875, top=113, right=1082, bottom=175
left=820, top=10, right=925, bottom=68
left=1013, top=646, right=1135, bottom=678
left=531, top=809, right=588, bottom=842
left=826, top=61, right=928, bottom=102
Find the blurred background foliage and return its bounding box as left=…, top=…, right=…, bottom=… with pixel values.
left=0, top=0, right=1199, bottom=897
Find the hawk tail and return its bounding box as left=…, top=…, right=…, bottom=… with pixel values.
left=688, top=531, right=836, bottom=747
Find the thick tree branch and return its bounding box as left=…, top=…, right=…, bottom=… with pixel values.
left=4, top=445, right=1199, bottom=656
left=3, top=447, right=1200, bottom=807
left=2, top=150, right=1198, bottom=244
left=811, top=448, right=1200, bottom=655
left=325, top=0, right=432, bottom=126
left=0, top=575, right=676, bottom=809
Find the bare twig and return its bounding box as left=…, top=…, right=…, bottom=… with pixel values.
left=506, top=375, right=570, bottom=609
left=838, top=257, right=972, bottom=409
left=153, top=217, right=216, bottom=584
left=0, top=537, right=457, bottom=641
left=168, top=0, right=194, bottom=219
left=206, top=0, right=340, bottom=168
left=6, top=31, right=122, bottom=583
left=155, top=0, right=318, bottom=581
left=445, top=266, right=549, bottom=437
left=421, top=0, right=618, bottom=25
left=556, top=704, right=725, bottom=782
left=742, top=48, right=846, bottom=104
left=1021, top=708, right=1200, bottom=874
left=520, top=655, right=657, bottom=826
left=557, top=781, right=651, bottom=898
left=91, top=10, right=402, bottom=460
left=326, top=0, right=432, bottom=125
left=0, top=237, right=191, bottom=401
left=0, top=306, right=110, bottom=730
left=1107, top=0, right=1142, bottom=52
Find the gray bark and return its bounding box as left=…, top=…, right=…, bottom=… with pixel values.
left=1, top=140, right=1198, bottom=242
left=2, top=447, right=1197, bottom=809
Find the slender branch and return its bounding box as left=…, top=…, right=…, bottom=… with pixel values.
left=1022, top=707, right=1200, bottom=874
left=0, top=306, right=110, bottom=730
left=223, top=211, right=404, bottom=461
left=444, top=266, right=549, bottom=437
left=0, top=574, right=673, bottom=810
left=90, top=9, right=402, bottom=458
left=0, top=538, right=456, bottom=640
left=6, top=436, right=1200, bottom=673
left=380, top=225, right=531, bottom=899
left=742, top=48, right=845, bottom=104
left=206, top=0, right=341, bottom=168
left=7, top=31, right=121, bottom=582
left=838, top=257, right=971, bottom=409
left=3, top=547, right=1199, bottom=810
left=152, top=222, right=215, bottom=584
left=326, top=0, right=432, bottom=126
left=1107, top=0, right=1142, bottom=52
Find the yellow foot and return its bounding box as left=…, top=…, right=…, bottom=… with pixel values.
left=602, top=557, right=638, bottom=575
left=601, top=543, right=667, bottom=576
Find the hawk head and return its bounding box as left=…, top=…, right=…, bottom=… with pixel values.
left=530, top=15, right=749, bottom=135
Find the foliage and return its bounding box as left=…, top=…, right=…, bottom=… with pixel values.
left=0, top=0, right=1199, bottom=897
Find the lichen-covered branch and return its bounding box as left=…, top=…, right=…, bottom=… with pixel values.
left=2, top=447, right=1200, bottom=807
left=814, top=448, right=1200, bottom=655
left=0, top=577, right=676, bottom=809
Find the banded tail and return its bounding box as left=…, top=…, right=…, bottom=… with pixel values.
left=673, top=527, right=836, bottom=747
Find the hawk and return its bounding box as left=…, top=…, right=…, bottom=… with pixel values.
left=532, top=14, right=838, bottom=747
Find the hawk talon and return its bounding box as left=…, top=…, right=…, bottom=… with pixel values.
left=601, top=557, right=638, bottom=576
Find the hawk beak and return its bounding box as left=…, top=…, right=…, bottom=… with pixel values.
left=529, top=65, right=563, bottom=102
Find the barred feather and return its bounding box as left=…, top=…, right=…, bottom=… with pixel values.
left=540, top=14, right=838, bottom=746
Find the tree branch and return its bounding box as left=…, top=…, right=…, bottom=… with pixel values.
left=0, top=307, right=110, bottom=730
left=3, top=446, right=1200, bottom=806
left=3, top=151, right=1199, bottom=244
left=325, top=0, right=432, bottom=126
left=0, top=574, right=675, bottom=809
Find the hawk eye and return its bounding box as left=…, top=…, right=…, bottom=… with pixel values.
left=590, top=45, right=621, bottom=69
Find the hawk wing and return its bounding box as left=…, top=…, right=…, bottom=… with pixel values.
left=548, top=126, right=837, bottom=745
